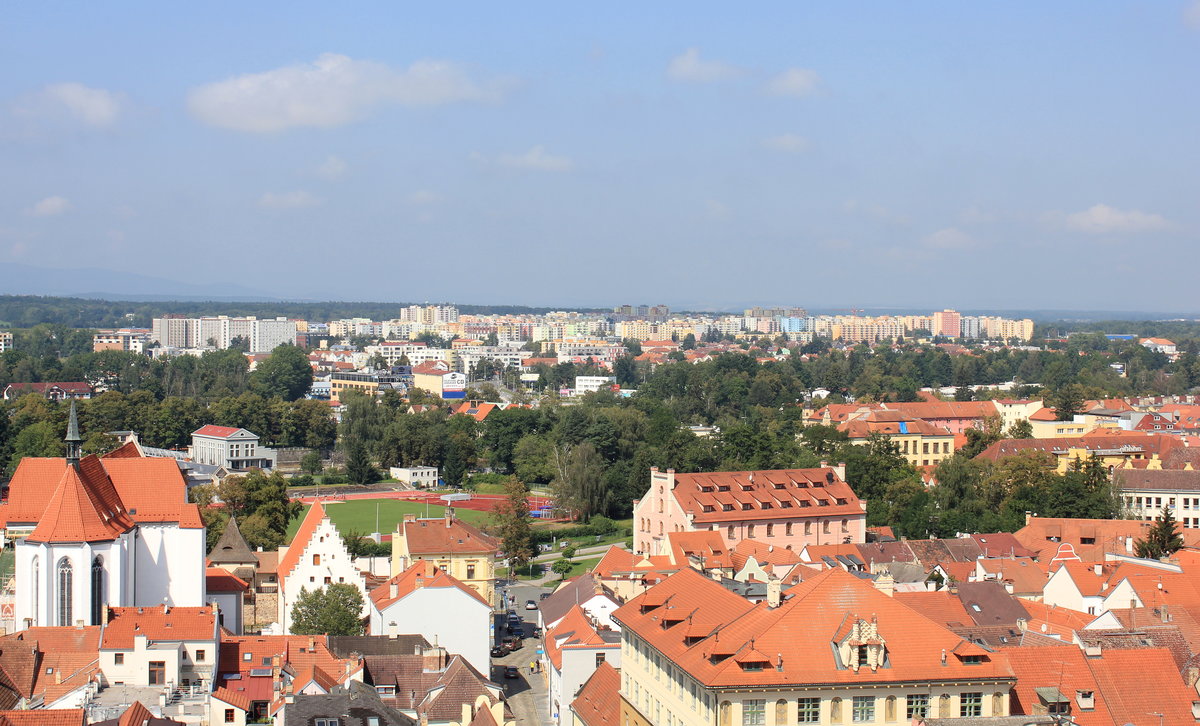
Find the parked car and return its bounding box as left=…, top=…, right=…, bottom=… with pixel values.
left=539, top=592, right=551, bottom=600
left=512, top=626, right=525, bottom=638
left=504, top=666, right=520, bottom=679
left=524, top=599, right=538, bottom=610
left=491, top=645, right=507, bottom=658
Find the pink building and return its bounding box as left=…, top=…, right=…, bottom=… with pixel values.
left=632, top=466, right=867, bottom=557
left=933, top=309, right=962, bottom=338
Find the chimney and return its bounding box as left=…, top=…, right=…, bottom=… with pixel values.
left=309, top=637, right=316, bottom=652
left=390, top=582, right=399, bottom=599
left=163, top=603, right=170, bottom=614
left=766, top=577, right=781, bottom=608
left=940, top=648, right=947, bottom=666
left=415, top=577, right=424, bottom=589
left=873, top=573, right=895, bottom=597
left=1093, top=563, right=1103, bottom=576
left=423, top=646, right=447, bottom=673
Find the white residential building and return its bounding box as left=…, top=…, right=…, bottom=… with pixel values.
left=368, top=560, right=492, bottom=674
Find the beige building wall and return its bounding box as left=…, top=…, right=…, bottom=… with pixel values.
left=620, top=630, right=1010, bottom=726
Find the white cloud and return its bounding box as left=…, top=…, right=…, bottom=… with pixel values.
left=258, top=191, right=322, bottom=209
left=495, top=146, right=573, bottom=172
left=762, top=133, right=809, bottom=153
left=42, top=83, right=122, bottom=125
left=667, top=48, right=740, bottom=83
left=1185, top=1, right=1200, bottom=29
left=188, top=53, right=505, bottom=132
left=12, top=83, right=122, bottom=127
left=705, top=199, right=731, bottom=220
left=766, top=68, right=821, bottom=97
left=316, top=155, right=348, bottom=180
left=407, top=190, right=440, bottom=205
left=922, top=227, right=978, bottom=250
left=1064, top=204, right=1168, bottom=234
left=28, top=196, right=70, bottom=217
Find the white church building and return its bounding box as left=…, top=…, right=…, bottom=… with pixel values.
left=0, top=404, right=207, bottom=630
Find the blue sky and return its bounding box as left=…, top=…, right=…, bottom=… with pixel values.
left=3, top=3, right=1198, bottom=311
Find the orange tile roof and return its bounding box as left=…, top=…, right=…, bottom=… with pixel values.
left=666, top=531, right=733, bottom=569
left=211, top=686, right=251, bottom=711
left=544, top=605, right=613, bottom=670
left=666, top=468, right=864, bottom=524
left=193, top=425, right=244, bottom=438
left=206, top=567, right=250, bottom=593
left=398, top=515, right=499, bottom=556
left=1086, top=648, right=1196, bottom=725
left=370, top=560, right=489, bottom=609
left=1015, top=516, right=1200, bottom=562
left=101, top=606, right=217, bottom=649
left=27, top=462, right=134, bottom=543
left=1, top=455, right=201, bottom=532
left=570, top=661, right=620, bottom=726
left=1005, top=646, right=1114, bottom=723
left=0, top=627, right=101, bottom=707
left=613, top=567, right=1013, bottom=688
left=101, top=441, right=143, bottom=458
left=0, top=709, right=85, bottom=725
left=277, top=502, right=327, bottom=583
left=893, top=591, right=973, bottom=629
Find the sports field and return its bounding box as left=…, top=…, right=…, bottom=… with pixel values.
left=285, top=497, right=492, bottom=539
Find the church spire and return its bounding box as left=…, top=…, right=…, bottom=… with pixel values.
left=65, top=399, right=82, bottom=468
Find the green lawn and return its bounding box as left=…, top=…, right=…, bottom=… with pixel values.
left=554, top=556, right=602, bottom=580
left=286, top=498, right=492, bottom=539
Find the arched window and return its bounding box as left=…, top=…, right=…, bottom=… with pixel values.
left=91, top=556, right=104, bottom=625
left=718, top=701, right=732, bottom=726
left=57, top=558, right=73, bottom=627
left=775, top=699, right=787, bottom=723
left=30, top=557, right=39, bottom=623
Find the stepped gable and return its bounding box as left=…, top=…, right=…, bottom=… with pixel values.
left=277, top=502, right=327, bottom=583
left=371, top=560, right=489, bottom=610
left=208, top=517, right=257, bottom=565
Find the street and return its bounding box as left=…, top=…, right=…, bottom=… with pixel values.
left=492, top=579, right=556, bottom=726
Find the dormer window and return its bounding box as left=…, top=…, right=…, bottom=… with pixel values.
left=717, top=485, right=730, bottom=492
left=722, top=504, right=733, bottom=512
left=703, top=505, right=715, bottom=513
left=773, top=483, right=786, bottom=490
left=741, top=503, right=753, bottom=511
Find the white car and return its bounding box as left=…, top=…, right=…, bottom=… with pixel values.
left=524, top=599, right=538, bottom=610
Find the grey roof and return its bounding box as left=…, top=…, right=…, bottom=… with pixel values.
left=953, top=581, right=1031, bottom=626
left=539, top=574, right=613, bottom=626
left=327, top=634, right=431, bottom=658
left=208, top=517, right=258, bottom=565
left=283, top=680, right=414, bottom=726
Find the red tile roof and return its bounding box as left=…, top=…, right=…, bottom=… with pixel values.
left=277, top=502, right=327, bottom=583
left=666, top=468, right=864, bottom=524
left=192, top=425, right=243, bottom=438
left=0, top=627, right=102, bottom=707
left=0, top=709, right=85, bottom=725
left=206, top=567, right=250, bottom=593
left=210, top=686, right=251, bottom=711
left=397, top=515, right=499, bottom=556
left=613, top=567, right=1013, bottom=688
left=370, top=560, right=489, bottom=610
left=570, top=661, right=620, bottom=726
left=0, top=455, right=201, bottom=532
left=27, top=462, right=134, bottom=543
left=101, top=606, right=217, bottom=649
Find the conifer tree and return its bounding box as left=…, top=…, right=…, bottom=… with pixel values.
left=1135, top=506, right=1184, bottom=560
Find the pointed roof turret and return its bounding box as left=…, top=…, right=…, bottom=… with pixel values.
left=65, top=399, right=82, bottom=467
left=208, top=516, right=257, bottom=565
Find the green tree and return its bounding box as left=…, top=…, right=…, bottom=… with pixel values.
left=289, top=584, right=365, bottom=635
left=7, top=420, right=65, bottom=473
left=1049, top=384, right=1084, bottom=421
left=490, top=478, right=534, bottom=572
left=551, top=558, right=573, bottom=580
left=552, top=441, right=608, bottom=521
left=300, top=450, right=324, bottom=476
left=1007, top=419, right=1033, bottom=439
left=345, top=438, right=379, bottom=486
left=1135, top=507, right=1185, bottom=560
left=249, top=344, right=314, bottom=401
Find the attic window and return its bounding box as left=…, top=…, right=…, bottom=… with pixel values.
left=722, top=504, right=733, bottom=512
left=702, top=505, right=715, bottom=513
left=773, top=483, right=786, bottom=490
left=741, top=503, right=753, bottom=511
left=780, top=501, right=792, bottom=509
left=740, top=661, right=766, bottom=672
left=960, top=654, right=985, bottom=665
left=717, top=485, right=730, bottom=492
left=761, top=502, right=772, bottom=510
left=836, top=498, right=847, bottom=505
left=796, top=481, right=808, bottom=488
left=1080, top=537, right=1096, bottom=545
left=700, top=486, right=714, bottom=493
left=741, top=485, right=754, bottom=491
left=799, top=501, right=811, bottom=508
left=243, top=653, right=252, bottom=661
